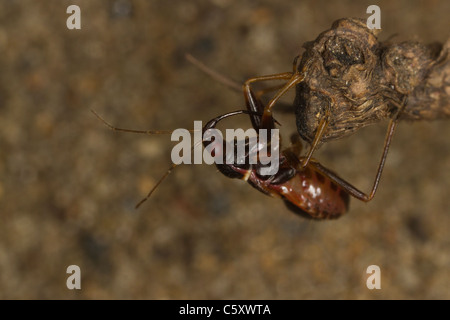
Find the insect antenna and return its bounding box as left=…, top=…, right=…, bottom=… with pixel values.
left=135, top=138, right=206, bottom=208
left=91, top=109, right=198, bottom=135
left=135, top=162, right=177, bottom=209
left=185, top=54, right=294, bottom=101
left=136, top=109, right=266, bottom=208
left=92, top=108, right=202, bottom=208
left=93, top=106, right=266, bottom=209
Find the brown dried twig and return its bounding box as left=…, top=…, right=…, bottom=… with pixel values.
left=241, top=18, right=449, bottom=202
left=293, top=18, right=450, bottom=144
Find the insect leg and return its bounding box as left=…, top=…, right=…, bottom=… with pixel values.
left=352, top=97, right=407, bottom=200
left=254, top=83, right=286, bottom=100
left=259, top=73, right=305, bottom=130
left=310, top=117, right=399, bottom=202
left=300, top=116, right=329, bottom=168
left=292, top=55, right=300, bottom=73
left=243, top=72, right=299, bottom=129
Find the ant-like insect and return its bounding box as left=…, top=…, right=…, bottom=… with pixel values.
left=200, top=86, right=400, bottom=219
left=201, top=109, right=350, bottom=219
left=93, top=17, right=449, bottom=218
left=92, top=83, right=397, bottom=219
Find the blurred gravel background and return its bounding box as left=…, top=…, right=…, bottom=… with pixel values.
left=0, top=0, right=449, bottom=299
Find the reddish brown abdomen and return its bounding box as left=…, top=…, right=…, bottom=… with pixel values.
left=276, top=166, right=349, bottom=219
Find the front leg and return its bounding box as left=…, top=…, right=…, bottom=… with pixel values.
left=243, top=72, right=297, bottom=130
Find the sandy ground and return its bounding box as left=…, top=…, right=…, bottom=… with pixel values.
left=0, top=0, right=449, bottom=299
